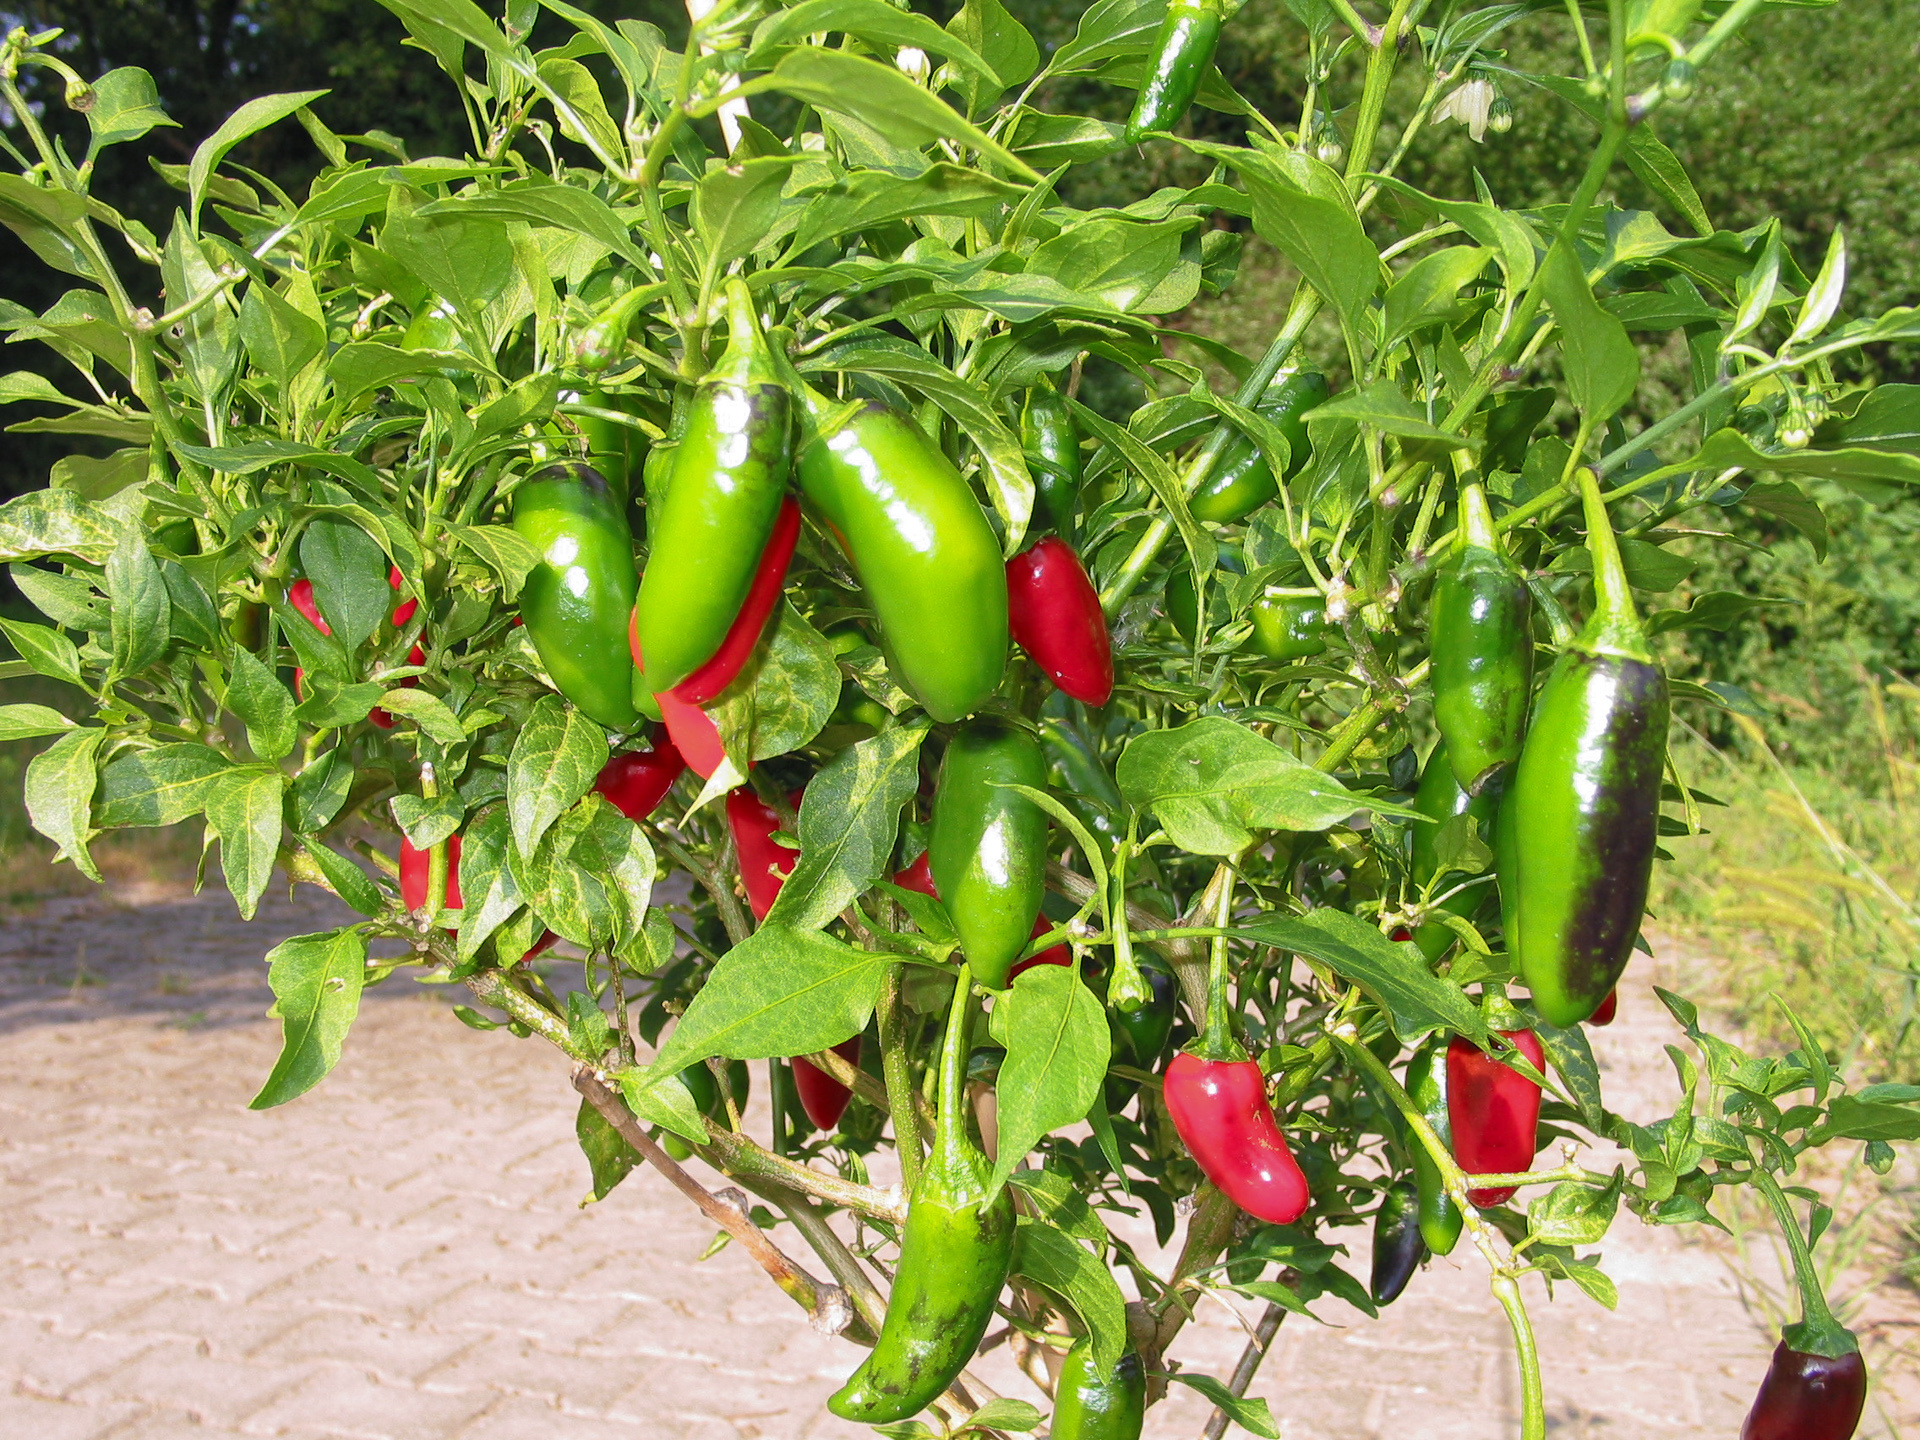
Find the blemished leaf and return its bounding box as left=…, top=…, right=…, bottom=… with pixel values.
left=1236, top=910, right=1487, bottom=1046
left=250, top=927, right=366, bottom=1108
left=25, top=726, right=105, bottom=881
left=576, top=1096, right=642, bottom=1201
left=449, top=523, right=540, bottom=601
left=1528, top=1177, right=1620, bottom=1246
left=1162, top=1373, right=1279, bottom=1438
left=1116, top=717, right=1420, bottom=855
left=0, top=702, right=76, bottom=742
left=96, top=742, right=228, bottom=827
left=205, top=764, right=287, bottom=919
left=372, top=688, right=467, bottom=745
left=709, top=602, right=840, bottom=769
left=651, top=924, right=891, bottom=1072
left=988, top=965, right=1110, bottom=1193
left=1533, top=1015, right=1606, bottom=1129
left=1010, top=1219, right=1127, bottom=1375
left=0, top=487, right=118, bottom=564
left=456, top=804, right=526, bottom=961
left=765, top=722, right=930, bottom=931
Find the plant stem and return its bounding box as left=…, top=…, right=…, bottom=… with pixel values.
left=1201, top=1299, right=1288, bottom=1440
left=877, top=965, right=928, bottom=1191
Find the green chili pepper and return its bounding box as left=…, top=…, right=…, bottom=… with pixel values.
left=512, top=461, right=639, bottom=729
left=573, top=285, right=653, bottom=373
left=634, top=279, right=792, bottom=695
left=1250, top=591, right=1333, bottom=660
left=794, top=390, right=1007, bottom=724
left=1165, top=545, right=1244, bottom=644
left=828, top=966, right=1013, bottom=1422
left=572, top=389, right=646, bottom=503
left=1188, top=371, right=1329, bottom=524
left=1505, top=470, right=1669, bottom=1028
left=1125, top=0, right=1225, bottom=142
left=1021, top=378, right=1084, bottom=545
left=1431, top=482, right=1534, bottom=794
left=1369, top=1179, right=1427, bottom=1306
left=1051, top=1339, right=1146, bottom=1440
left=1409, top=738, right=1499, bottom=962
left=929, top=719, right=1048, bottom=990
left=1403, top=1041, right=1462, bottom=1256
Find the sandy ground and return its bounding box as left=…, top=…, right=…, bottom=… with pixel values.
left=1, top=880, right=1913, bottom=1439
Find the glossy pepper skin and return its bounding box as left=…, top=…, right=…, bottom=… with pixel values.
left=1431, top=483, right=1534, bottom=795
left=1588, top=988, right=1619, bottom=1026
left=513, top=461, right=639, bottom=729
left=1403, top=1042, right=1462, bottom=1255
left=795, top=391, right=1007, bottom=723
left=1188, top=371, right=1330, bottom=524
left=399, top=836, right=555, bottom=961
left=1051, top=1339, right=1146, bottom=1440
left=1250, top=591, right=1333, bottom=661
left=1409, top=739, right=1500, bottom=961
left=1163, top=1052, right=1310, bottom=1224
left=1369, top=1180, right=1427, bottom=1306
left=793, top=1038, right=861, bottom=1131
left=1506, top=471, right=1670, bottom=1026
left=592, top=730, right=685, bottom=821
left=1447, top=1030, right=1545, bottom=1208
left=1740, top=1340, right=1867, bottom=1440
left=1125, top=0, right=1224, bottom=141
left=673, top=496, right=801, bottom=705
left=572, top=389, right=645, bottom=500
left=928, top=720, right=1048, bottom=990
left=1007, top=538, right=1114, bottom=707
left=727, top=787, right=801, bottom=922
left=1021, top=380, right=1083, bottom=545
left=635, top=280, right=792, bottom=695
left=628, top=617, right=726, bottom=778
left=829, top=967, right=1013, bottom=1422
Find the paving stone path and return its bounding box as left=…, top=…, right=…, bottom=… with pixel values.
left=1, top=882, right=1912, bottom=1438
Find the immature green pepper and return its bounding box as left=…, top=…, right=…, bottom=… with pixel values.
left=929, top=719, right=1048, bottom=990
left=1409, top=739, right=1499, bottom=962
left=572, top=389, right=646, bottom=502
left=1250, top=591, right=1332, bottom=660
left=1369, top=1180, right=1427, bottom=1306
left=1188, top=371, right=1329, bottom=524
left=829, top=966, right=1013, bottom=1422
left=635, top=279, right=792, bottom=695
left=1431, top=482, right=1534, bottom=794
left=794, top=389, right=1007, bottom=723
left=1021, top=379, right=1084, bottom=545
left=512, top=461, right=639, bottom=729
left=1506, top=470, right=1670, bottom=1027
left=1051, top=1339, right=1146, bottom=1440
left=1403, top=1042, right=1463, bottom=1256
left=1125, top=0, right=1225, bottom=141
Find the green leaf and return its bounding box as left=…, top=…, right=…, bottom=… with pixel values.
left=694, top=155, right=805, bottom=280
left=616, top=1066, right=708, bottom=1147
left=765, top=722, right=929, bottom=931
left=1688, top=428, right=1920, bottom=491
left=709, top=602, right=841, bottom=768
left=789, top=165, right=1024, bottom=256
left=1310, top=378, right=1474, bottom=448
left=508, top=694, right=611, bottom=859
left=298, top=516, right=389, bottom=654
left=1534, top=76, right=1710, bottom=237
left=0, top=487, right=118, bottom=564
left=576, top=1097, right=641, bottom=1201
left=652, top=925, right=890, bottom=1072
left=85, top=68, right=179, bottom=160
left=1824, top=1093, right=1920, bottom=1141
left=420, top=181, right=648, bottom=269
left=249, top=927, right=366, bottom=1108
left=456, top=804, right=526, bottom=960
left=960, top=1399, right=1042, bottom=1434
left=1236, top=910, right=1487, bottom=1045
left=372, top=688, right=467, bottom=745
left=53, top=448, right=148, bottom=501
left=1025, top=215, right=1201, bottom=315
left=289, top=748, right=353, bottom=834
left=945, top=0, right=1039, bottom=113
left=304, top=841, right=386, bottom=918
left=1541, top=240, right=1640, bottom=426
left=1529, top=1177, right=1620, bottom=1246
left=96, top=742, right=228, bottom=827
left=25, top=726, right=105, bottom=881
left=989, top=966, right=1110, bottom=1193
left=224, top=648, right=298, bottom=762
left=382, top=211, right=516, bottom=320
left=189, top=90, right=330, bottom=231
left=1548, top=534, right=1696, bottom=592
left=239, top=280, right=326, bottom=394
left=1006, top=1170, right=1106, bottom=1244
left=1010, top=1219, right=1127, bottom=1375
left=753, top=48, right=1039, bottom=182
left=0, top=702, right=76, bottom=742
left=1116, top=717, right=1419, bottom=855
left=206, top=765, right=288, bottom=919
left=1382, top=245, right=1492, bottom=349
left=1646, top=590, right=1792, bottom=636
left=1740, top=478, right=1828, bottom=559
left=1207, top=145, right=1379, bottom=338
left=1367, top=177, right=1538, bottom=289
left=1162, top=1374, right=1278, bottom=1439
left=0, top=616, right=84, bottom=687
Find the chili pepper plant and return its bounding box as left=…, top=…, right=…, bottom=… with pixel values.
left=0, top=0, right=1916, bottom=1435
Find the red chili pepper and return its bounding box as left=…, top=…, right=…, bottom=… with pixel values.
left=793, top=1037, right=862, bottom=1130
left=631, top=611, right=728, bottom=777
left=1589, top=988, right=1619, bottom=1026
left=893, top=852, right=938, bottom=896
left=727, top=787, right=803, bottom=921
left=1447, top=1029, right=1545, bottom=1207
left=592, top=729, right=687, bottom=821
left=1162, top=1052, right=1310, bottom=1224
left=399, top=835, right=554, bottom=960
left=1007, top=917, right=1071, bottom=980
left=1006, top=537, right=1114, bottom=707
left=1741, top=1340, right=1867, bottom=1440
left=673, top=497, right=802, bottom=705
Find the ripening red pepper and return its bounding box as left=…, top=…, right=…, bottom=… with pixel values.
left=1007, top=537, right=1114, bottom=707
left=631, top=612, right=728, bottom=778
left=673, top=497, right=802, bottom=705
left=1741, top=1340, right=1867, bottom=1440
left=727, top=787, right=803, bottom=921
left=592, top=729, right=686, bottom=821
left=1447, top=1030, right=1545, bottom=1207
left=1589, top=988, right=1620, bottom=1027
left=399, top=835, right=554, bottom=960
left=793, top=1038, right=862, bottom=1130
left=893, top=852, right=937, bottom=897
left=1007, top=917, right=1071, bottom=980
left=1163, top=1052, right=1310, bottom=1224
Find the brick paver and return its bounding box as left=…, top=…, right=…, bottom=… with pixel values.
left=1, top=884, right=1911, bottom=1437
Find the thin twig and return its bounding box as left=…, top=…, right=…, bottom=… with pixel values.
left=1201, top=1299, right=1288, bottom=1440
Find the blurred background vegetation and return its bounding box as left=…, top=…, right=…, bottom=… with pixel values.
left=0, top=0, right=1916, bottom=1080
